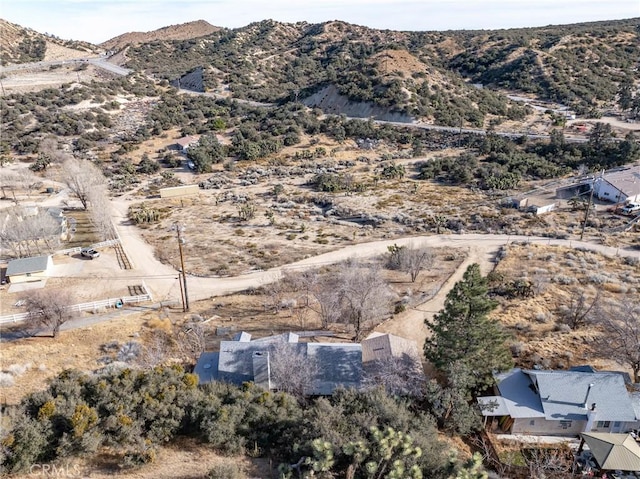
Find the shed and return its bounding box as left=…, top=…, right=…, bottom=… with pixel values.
left=579, top=432, right=640, bottom=472
left=6, top=255, right=53, bottom=284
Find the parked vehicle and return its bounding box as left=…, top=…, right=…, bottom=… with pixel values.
left=621, top=202, right=640, bottom=215
left=81, top=248, right=100, bottom=259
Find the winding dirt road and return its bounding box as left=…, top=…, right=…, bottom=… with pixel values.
left=110, top=196, right=639, bottom=346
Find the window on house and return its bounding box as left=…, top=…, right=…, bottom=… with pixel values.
left=529, top=420, right=535, bottom=426
left=560, top=420, right=572, bottom=429
left=596, top=421, right=611, bottom=428
left=26, top=273, right=31, bottom=277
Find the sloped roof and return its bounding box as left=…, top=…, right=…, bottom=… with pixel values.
left=491, top=368, right=545, bottom=418
left=195, top=332, right=361, bottom=395
left=193, top=352, right=220, bottom=383
left=307, top=343, right=362, bottom=395
left=361, top=332, right=420, bottom=364
left=528, top=370, right=636, bottom=422
left=175, top=135, right=200, bottom=148
left=6, top=255, right=50, bottom=276
left=602, top=166, right=640, bottom=198
left=581, top=433, right=640, bottom=471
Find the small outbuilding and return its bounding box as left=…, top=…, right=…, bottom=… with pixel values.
left=579, top=432, right=640, bottom=472
left=6, top=255, right=53, bottom=284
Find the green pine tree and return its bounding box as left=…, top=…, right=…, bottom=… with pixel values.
left=424, top=264, right=513, bottom=391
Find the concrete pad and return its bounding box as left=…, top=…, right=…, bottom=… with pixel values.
left=8, top=280, right=47, bottom=293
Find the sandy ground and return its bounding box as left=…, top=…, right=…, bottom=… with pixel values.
left=0, top=63, right=113, bottom=95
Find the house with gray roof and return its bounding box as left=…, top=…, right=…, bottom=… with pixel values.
left=478, top=367, right=639, bottom=436
left=6, top=255, right=53, bottom=284
left=594, top=165, right=640, bottom=203
left=194, top=331, right=362, bottom=396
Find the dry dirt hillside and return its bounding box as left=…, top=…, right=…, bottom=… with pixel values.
left=101, top=19, right=220, bottom=51
left=0, top=18, right=96, bottom=64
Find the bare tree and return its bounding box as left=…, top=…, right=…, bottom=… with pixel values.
left=402, top=244, right=434, bottom=283
left=338, top=261, right=395, bottom=340
left=0, top=206, right=62, bottom=257
left=24, top=289, right=76, bottom=337
left=87, top=185, right=115, bottom=240
left=137, top=329, right=175, bottom=368
left=269, top=342, right=319, bottom=400
left=175, top=322, right=207, bottom=363
left=362, top=355, right=426, bottom=397
left=596, top=296, right=640, bottom=382
left=309, top=275, right=343, bottom=328
left=557, top=288, right=600, bottom=330
left=60, top=158, right=106, bottom=210
left=386, top=243, right=434, bottom=282
left=522, top=443, right=573, bottom=479
left=0, top=169, right=39, bottom=201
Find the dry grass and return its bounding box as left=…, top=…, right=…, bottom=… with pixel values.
left=0, top=313, right=147, bottom=405
left=491, top=242, right=639, bottom=373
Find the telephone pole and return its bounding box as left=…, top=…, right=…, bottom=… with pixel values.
left=173, top=223, right=189, bottom=311
left=580, top=171, right=602, bottom=241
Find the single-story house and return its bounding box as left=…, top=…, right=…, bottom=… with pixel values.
left=478, top=367, right=639, bottom=436
left=194, top=331, right=362, bottom=396
left=594, top=166, right=640, bottom=203
left=6, top=255, right=53, bottom=284
left=194, top=332, right=421, bottom=396
left=174, top=135, right=200, bottom=154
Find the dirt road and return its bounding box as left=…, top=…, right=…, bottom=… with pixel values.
left=110, top=198, right=640, bottom=307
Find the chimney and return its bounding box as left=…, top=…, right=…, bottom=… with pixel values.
left=252, top=351, right=271, bottom=390
left=584, top=403, right=597, bottom=433
left=583, top=383, right=594, bottom=409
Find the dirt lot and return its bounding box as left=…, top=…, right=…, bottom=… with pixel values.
left=491, top=242, right=640, bottom=375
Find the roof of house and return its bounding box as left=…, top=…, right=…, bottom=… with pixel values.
left=490, top=368, right=546, bottom=418
left=480, top=368, right=637, bottom=422
left=361, top=332, right=420, bottom=364
left=6, top=255, right=51, bottom=276
left=581, top=433, right=640, bottom=472
left=307, top=343, right=362, bottom=395
left=602, top=166, right=640, bottom=198
left=195, top=332, right=362, bottom=395
left=193, top=352, right=220, bottom=383
left=529, top=370, right=636, bottom=422
left=175, top=135, right=200, bottom=148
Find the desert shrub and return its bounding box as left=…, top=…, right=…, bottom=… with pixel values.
left=510, top=342, right=525, bottom=357
left=0, top=372, right=15, bottom=387
left=208, top=462, right=246, bottom=479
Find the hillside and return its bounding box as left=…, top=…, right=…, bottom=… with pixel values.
left=0, top=18, right=97, bottom=65
left=100, top=19, right=220, bottom=51
left=121, top=18, right=640, bottom=125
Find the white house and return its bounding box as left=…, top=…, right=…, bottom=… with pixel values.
left=478, top=367, right=640, bottom=436
left=594, top=166, right=640, bottom=204
left=174, top=135, right=200, bottom=154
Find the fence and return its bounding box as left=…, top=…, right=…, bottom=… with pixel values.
left=54, top=238, right=120, bottom=257
left=0, top=293, right=152, bottom=325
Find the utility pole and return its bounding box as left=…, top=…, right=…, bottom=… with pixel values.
left=580, top=171, right=601, bottom=241
left=173, top=223, right=189, bottom=311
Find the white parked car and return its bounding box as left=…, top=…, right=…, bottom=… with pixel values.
left=621, top=202, right=640, bottom=215
left=81, top=248, right=100, bottom=259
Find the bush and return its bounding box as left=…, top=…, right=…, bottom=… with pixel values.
left=208, top=462, right=246, bottom=479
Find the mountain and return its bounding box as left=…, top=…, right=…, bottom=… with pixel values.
left=0, top=18, right=97, bottom=65
left=120, top=18, right=640, bottom=125
left=100, top=20, right=220, bottom=51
